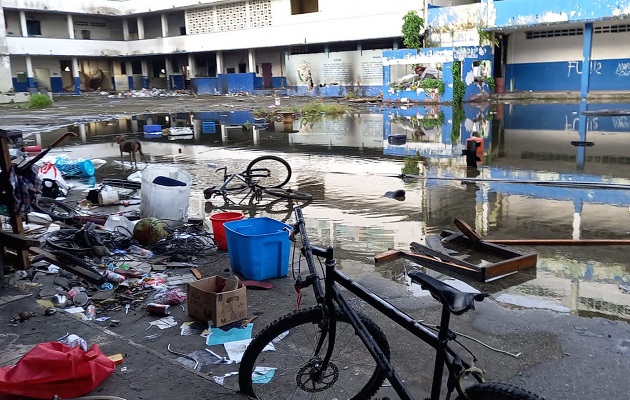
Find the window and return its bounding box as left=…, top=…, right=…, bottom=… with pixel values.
left=81, top=30, right=91, bottom=39
left=180, top=26, right=186, bottom=35
left=26, top=19, right=41, bottom=36
left=238, top=63, right=246, bottom=73
left=120, top=62, right=127, bottom=75
left=290, top=0, right=318, bottom=15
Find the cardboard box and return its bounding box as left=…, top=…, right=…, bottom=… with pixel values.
left=187, top=275, right=247, bottom=327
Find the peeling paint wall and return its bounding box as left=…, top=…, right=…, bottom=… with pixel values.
left=491, top=0, right=630, bottom=29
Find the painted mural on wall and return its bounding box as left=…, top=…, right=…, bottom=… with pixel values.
left=286, top=49, right=383, bottom=96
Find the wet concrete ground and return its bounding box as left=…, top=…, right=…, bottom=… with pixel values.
left=0, top=95, right=629, bottom=399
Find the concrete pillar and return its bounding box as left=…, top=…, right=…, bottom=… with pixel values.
left=141, top=60, right=149, bottom=88
left=126, top=60, right=134, bottom=89
left=216, top=51, right=223, bottom=76
left=79, top=123, right=87, bottom=143
left=25, top=56, right=36, bottom=90
left=137, top=17, right=145, bottom=40
left=122, top=19, right=129, bottom=41
left=71, top=57, right=80, bottom=94
left=0, top=7, right=13, bottom=92
left=220, top=124, right=228, bottom=142
left=393, top=39, right=399, bottom=50
left=572, top=199, right=583, bottom=240
left=248, top=49, right=255, bottom=74
left=580, top=23, right=593, bottom=101
left=19, top=11, right=27, bottom=37
left=161, top=14, right=168, bottom=38
left=67, top=14, right=75, bottom=39
left=165, top=57, right=173, bottom=89
left=187, top=54, right=196, bottom=78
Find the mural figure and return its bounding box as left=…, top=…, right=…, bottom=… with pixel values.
left=297, top=61, right=314, bottom=91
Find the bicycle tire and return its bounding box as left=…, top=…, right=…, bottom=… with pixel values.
left=239, top=307, right=390, bottom=399
left=263, top=187, right=313, bottom=201
left=32, top=197, right=79, bottom=221
left=45, top=229, right=92, bottom=253
left=456, top=382, right=544, bottom=400
left=245, top=155, right=291, bottom=189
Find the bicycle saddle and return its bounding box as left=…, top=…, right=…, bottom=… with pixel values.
left=407, top=270, right=488, bottom=315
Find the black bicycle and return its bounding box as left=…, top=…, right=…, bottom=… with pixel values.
left=238, top=207, right=543, bottom=400
left=203, top=155, right=312, bottom=203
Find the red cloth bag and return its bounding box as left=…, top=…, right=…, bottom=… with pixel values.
left=0, top=341, right=115, bottom=399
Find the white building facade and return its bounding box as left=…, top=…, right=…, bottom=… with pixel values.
left=0, top=0, right=420, bottom=96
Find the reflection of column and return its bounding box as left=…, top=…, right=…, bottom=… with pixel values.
left=67, top=14, right=74, bottom=39
left=19, top=11, right=27, bottom=37
left=25, top=56, right=36, bottom=90
left=71, top=57, right=80, bottom=94
left=79, top=123, right=87, bottom=143
left=577, top=102, right=588, bottom=170
left=131, top=117, right=139, bottom=133
left=572, top=199, right=583, bottom=240
left=122, top=18, right=129, bottom=41
left=141, top=59, right=149, bottom=88
left=35, top=133, right=42, bottom=147
left=161, top=14, right=168, bottom=37
left=252, top=127, right=259, bottom=145
left=188, top=54, right=196, bottom=78
left=221, top=124, right=228, bottom=142
left=193, top=119, right=201, bottom=140
left=248, top=49, right=255, bottom=74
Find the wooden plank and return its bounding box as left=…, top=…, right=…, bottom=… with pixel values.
left=0, top=137, right=30, bottom=269
left=453, top=218, right=482, bottom=241
left=29, top=247, right=106, bottom=285
left=484, top=253, right=538, bottom=281
left=441, top=231, right=527, bottom=258
left=480, top=239, right=630, bottom=246
left=410, top=242, right=476, bottom=268
left=0, top=231, right=39, bottom=250
left=374, top=249, right=403, bottom=264
left=374, top=248, right=482, bottom=280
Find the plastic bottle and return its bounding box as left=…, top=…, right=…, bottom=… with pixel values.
left=85, top=305, right=96, bottom=321
left=127, top=245, right=154, bottom=258
left=103, top=270, right=126, bottom=283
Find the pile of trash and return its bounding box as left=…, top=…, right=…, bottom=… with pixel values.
left=108, top=88, right=194, bottom=98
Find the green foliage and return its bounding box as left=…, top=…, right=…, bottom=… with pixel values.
left=28, top=93, right=53, bottom=109
left=401, top=10, right=425, bottom=50
left=477, top=28, right=500, bottom=47
left=451, top=105, right=466, bottom=143
left=418, top=79, right=445, bottom=95
left=484, top=77, right=495, bottom=92
left=253, top=108, right=276, bottom=122
left=421, top=112, right=445, bottom=129
left=300, top=101, right=347, bottom=115
left=343, top=91, right=357, bottom=100
left=452, top=61, right=465, bottom=104
left=402, top=152, right=423, bottom=175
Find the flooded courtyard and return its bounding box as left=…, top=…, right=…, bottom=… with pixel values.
left=13, top=99, right=630, bottom=322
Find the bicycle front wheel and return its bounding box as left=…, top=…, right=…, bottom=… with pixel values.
left=456, top=383, right=544, bottom=400
left=246, top=155, right=291, bottom=188
left=239, top=307, right=390, bottom=399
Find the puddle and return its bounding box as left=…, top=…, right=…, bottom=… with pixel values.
left=14, top=102, right=630, bottom=321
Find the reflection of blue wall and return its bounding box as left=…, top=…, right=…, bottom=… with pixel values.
left=488, top=167, right=630, bottom=206
left=193, top=111, right=256, bottom=125
left=286, top=84, right=381, bottom=97
left=506, top=59, right=630, bottom=92
left=505, top=103, right=630, bottom=131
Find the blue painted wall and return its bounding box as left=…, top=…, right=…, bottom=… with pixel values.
left=170, top=75, right=185, bottom=90
left=12, top=78, right=27, bottom=92
left=286, top=84, right=382, bottom=97
left=50, top=77, right=63, bottom=93
left=193, top=110, right=256, bottom=125
left=272, top=77, right=286, bottom=88
left=219, top=73, right=255, bottom=94
left=492, top=0, right=630, bottom=29
left=506, top=58, right=630, bottom=92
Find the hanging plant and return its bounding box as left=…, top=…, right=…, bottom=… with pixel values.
left=401, top=11, right=425, bottom=50
left=452, top=61, right=465, bottom=104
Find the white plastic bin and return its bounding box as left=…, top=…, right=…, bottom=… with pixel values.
left=140, top=166, right=192, bottom=225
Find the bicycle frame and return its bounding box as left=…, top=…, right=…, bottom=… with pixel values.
left=294, top=207, right=476, bottom=400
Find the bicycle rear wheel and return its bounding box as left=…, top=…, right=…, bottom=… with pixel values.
left=263, top=187, right=313, bottom=201
left=239, top=307, right=389, bottom=400
left=456, top=382, right=544, bottom=400
left=32, top=197, right=79, bottom=222
left=245, top=155, right=291, bottom=188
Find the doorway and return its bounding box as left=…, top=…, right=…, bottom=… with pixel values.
left=262, top=63, right=272, bottom=88
left=34, top=68, right=51, bottom=91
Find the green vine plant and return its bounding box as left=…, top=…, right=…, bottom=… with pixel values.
left=401, top=10, right=425, bottom=50
left=418, top=79, right=445, bottom=95
left=451, top=106, right=466, bottom=144
left=477, top=27, right=500, bottom=47
left=452, top=61, right=465, bottom=104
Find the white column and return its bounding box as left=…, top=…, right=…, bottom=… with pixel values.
left=165, top=57, right=173, bottom=76
left=187, top=54, right=196, bottom=78
left=122, top=18, right=129, bottom=41
left=215, top=51, right=223, bottom=76
left=20, top=10, right=28, bottom=37
left=161, top=14, right=168, bottom=37
left=67, top=14, right=75, bottom=39
left=0, top=7, right=13, bottom=92
left=71, top=57, right=80, bottom=93
left=126, top=60, right=133, bottom=89
left=25, top=56, right=34, bottom=80
left=137, top=17, right=145, bottom=40
left=248, top=49, right=255, bottom=74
